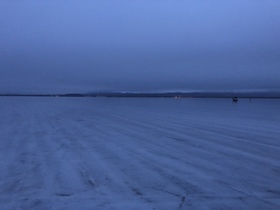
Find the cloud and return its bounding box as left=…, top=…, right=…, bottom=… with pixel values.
left=0, top=0, right=280, bottom=93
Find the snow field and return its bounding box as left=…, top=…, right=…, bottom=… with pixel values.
left=0, top=97, right=280, bottom=209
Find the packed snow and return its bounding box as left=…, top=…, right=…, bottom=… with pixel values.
left=0, top=97, right=280, bottom=210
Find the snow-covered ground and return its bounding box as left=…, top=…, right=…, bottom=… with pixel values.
left=0, top=97, right=280, bottom=210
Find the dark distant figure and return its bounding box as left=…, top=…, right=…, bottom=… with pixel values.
left=232, top=97, right=238, bottom=102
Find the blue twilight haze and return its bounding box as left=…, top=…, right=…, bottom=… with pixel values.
left=0, top=0, right=280, bottom=93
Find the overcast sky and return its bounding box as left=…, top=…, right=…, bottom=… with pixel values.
left=1, top=0, right=280, bottom=93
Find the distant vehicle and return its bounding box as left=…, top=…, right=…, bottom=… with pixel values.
left=232, top=97, right=238, bottom=102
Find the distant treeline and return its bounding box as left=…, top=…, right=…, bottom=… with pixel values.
left=1, top=91, right=280, bottom=98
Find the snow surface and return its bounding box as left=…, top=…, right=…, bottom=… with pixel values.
left=0, top=97, right=280, bottom=210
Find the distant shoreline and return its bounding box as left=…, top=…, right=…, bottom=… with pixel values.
left=0, top=92, right=279, bottom=99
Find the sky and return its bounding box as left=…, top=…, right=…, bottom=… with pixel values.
left=0, top=0, right=280, bottom=94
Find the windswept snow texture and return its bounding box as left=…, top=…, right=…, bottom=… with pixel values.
left=0, top=97, right=280, bottom=210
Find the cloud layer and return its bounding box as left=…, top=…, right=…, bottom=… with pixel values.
left=1, top=0, right=280, bottom=93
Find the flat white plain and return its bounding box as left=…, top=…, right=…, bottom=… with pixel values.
left=0, top=97, right=280, bottom=210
